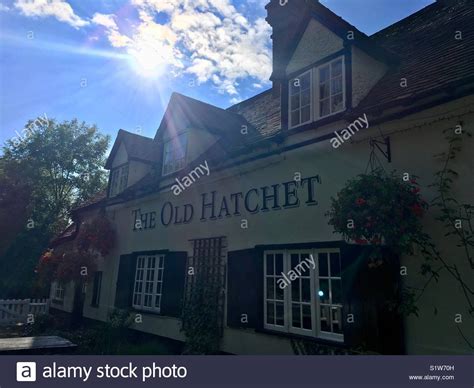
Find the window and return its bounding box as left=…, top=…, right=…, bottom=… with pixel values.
left=109, top=164, right=129, bottom=197
left=264, top=249, right=343, bottom=341
left=52, top=282, right=65, bottom=302
left=316, top=57, right=344, bottom=118
left=317, top=251, right=343, bottom=339
left=91, top=271, right=103, bottom=307
left=162, top=132, right=188, bottom=175
left=132, top=255, right=165, bottom=313
left=288, top=56, right=345, bottom=128
left=289, top=70, right=312, bottom=128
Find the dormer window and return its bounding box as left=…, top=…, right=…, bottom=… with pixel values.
left=289, top=70, right=312, bottom=128
left=288, top=56, right=345, bottom=129
left=109, top=164, right=129, bottom=197
left=316, top=57, right=344, bottom=118
left=162, top=132, right=188, bottom=176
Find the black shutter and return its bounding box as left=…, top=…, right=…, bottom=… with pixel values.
left=91, top=271, right=102, bottom=306
left=161, top=251, right=187, bottom=317
left=227, top=248, right=263, bottom=329
left=340, top=245, right=404, bottom=354
left=115, top=254, right=137, bottom=309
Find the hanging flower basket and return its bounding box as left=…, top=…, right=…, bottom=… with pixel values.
left=36, top=210, right=115, bottom=287
left=36, top=248, right=98, bottom=283
left=326, top=169, right=428, bottom=256
left=36, top=249, right=62, bottom=284
left=55, top=250, right=98, bottom=283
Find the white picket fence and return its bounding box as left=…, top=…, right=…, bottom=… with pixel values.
left=0, top=299, right=50, bottom=325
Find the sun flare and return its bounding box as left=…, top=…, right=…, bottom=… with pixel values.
left=128, top=45, right=167, bottom=79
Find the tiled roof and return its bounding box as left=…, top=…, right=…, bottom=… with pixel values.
left=73, top=0, right=474, bottom=213
left=71, top=189, right=107, bottom=213
left=227, top=89, right=281, bottom=137
left=156, top=93, right=259, bottom=143
left=105, top=129, right=158, bottom=169
left=50, top=223, right=77, bottom=247
left=237, top=1, right=474, bottom=128
left=357, top=0, right=474, bottom=112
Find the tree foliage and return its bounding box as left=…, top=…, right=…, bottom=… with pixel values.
left=0, top=117, right=110, bottom=297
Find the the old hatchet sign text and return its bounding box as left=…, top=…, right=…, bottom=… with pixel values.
left=132, top=174, right=321, bottom=229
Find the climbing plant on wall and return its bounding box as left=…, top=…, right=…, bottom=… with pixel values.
left=181, top=275, right=223, bottom=354
left=406, top=127, right=473, bottom=349
left=327, top=125, right=473, bottom=350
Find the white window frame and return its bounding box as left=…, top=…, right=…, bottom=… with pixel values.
left=119, top=164, right=129, bottom=192
left=53, top=281, right=65, bottom=302
left=288, top=70, right=313, bottom=129
left=162, top=132, right=188, bottom=176
left=109, top=164, right=129, bottom=197
left=132, top=254, right=165, bottom=313
left=109, top=169, right=119, bottom=196
left=314, top=56, right=345, bottom=119
left=287, top=56, right=346, bottom=128
left=263, top=250, right=287, bottom=333
left=263, top=248, right=344, bottom=342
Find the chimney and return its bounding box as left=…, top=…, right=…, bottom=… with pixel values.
left=266, top=0, right=312, bottom=83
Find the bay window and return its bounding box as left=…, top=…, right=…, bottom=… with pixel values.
left=264, top=248, right=343, bottom=341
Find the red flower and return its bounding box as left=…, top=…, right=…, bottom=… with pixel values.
left=355, top=198, right=366, bottom=206
left=354, top=238, right=368, bottom=245
left=411, top=187, right=420, bottom=194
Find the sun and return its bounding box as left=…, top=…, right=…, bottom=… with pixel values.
left=128, top=45, right=167, bottom=79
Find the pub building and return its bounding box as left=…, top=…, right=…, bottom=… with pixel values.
left=50, top=0, right=473, bottom=354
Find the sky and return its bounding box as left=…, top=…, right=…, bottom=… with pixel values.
left=0, top=0, right=435, bottom=146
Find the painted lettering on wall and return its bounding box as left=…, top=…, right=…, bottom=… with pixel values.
left=132, top=174, right=321, bottom=230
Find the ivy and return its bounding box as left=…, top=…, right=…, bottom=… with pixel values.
left=181, top=263, right=224, bottom=354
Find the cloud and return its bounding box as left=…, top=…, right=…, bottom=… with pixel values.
left=91, top=13, right=118, bottom=31
left=106, top=0, right=273, bottom=94
left=0, top=3, right=10, bottom=12
left=14, top=0, right=89, bottom=28
left=10, top=0, right=272, bottom=96
left=229, top=97, right=243, bottom=105
left=92, top=13, right=132, bottom=48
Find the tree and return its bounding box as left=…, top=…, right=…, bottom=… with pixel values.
left=0, top=117, right=110, bottom=297
left=0, top=159, right=32, bottom=257
left=36, top=211, right=116, bottom=327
